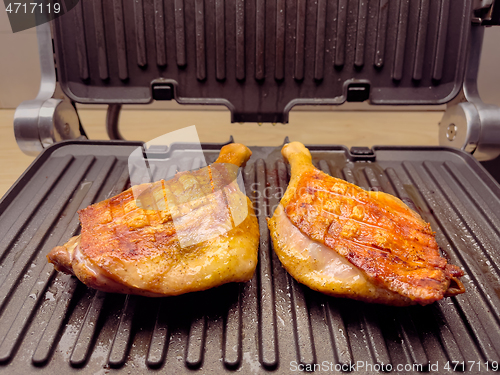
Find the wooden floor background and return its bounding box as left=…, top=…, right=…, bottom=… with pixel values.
left=0, top=108, right=443, bottom=198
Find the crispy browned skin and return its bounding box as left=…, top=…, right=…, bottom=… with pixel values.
left=269, top=142, right=465, bottom=306
left=48, top=143, right=259, bottom=296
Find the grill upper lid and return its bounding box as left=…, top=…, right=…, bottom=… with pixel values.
left=53, top=0, right=471, bottom=123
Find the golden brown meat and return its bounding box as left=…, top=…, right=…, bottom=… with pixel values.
left=48, top=143, right=259, bottom=296
left=268, top=142, right=465, bottom=306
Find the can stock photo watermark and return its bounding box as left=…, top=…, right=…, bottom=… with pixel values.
left=290, top=361, right=395, bottom=373
left=290, top=360, right=500, bottom=373
left=128, top=125, right=249, bottom=248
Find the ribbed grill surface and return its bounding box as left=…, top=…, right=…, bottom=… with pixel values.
left=55, top=0, right=470, bottom=122
left=0, top=141, right=500, bottom=374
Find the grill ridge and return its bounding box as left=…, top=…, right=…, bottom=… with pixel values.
left=32, top=275, right=79, bottom=366
left=0, top=155, right=73, bottom=263
left=255, top=159, right=278, bottom=369
left=146, top=298, right=169, bottom=368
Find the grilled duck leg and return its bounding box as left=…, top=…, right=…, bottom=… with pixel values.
left=48, top=143, right=259, bottom=297
left=268, top=142, right=465, bottom=306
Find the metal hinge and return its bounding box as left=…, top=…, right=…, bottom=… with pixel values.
left=472, top=0, right=500, bottom=25
left=14, top=23, right=86, bottom=156
left=439, top=22, right=500, bottom=161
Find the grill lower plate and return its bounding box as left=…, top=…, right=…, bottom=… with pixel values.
left=1, top=140, right=500, bottom=374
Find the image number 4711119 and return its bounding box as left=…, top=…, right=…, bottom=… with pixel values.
left=3, top=0, right=80, bottom=33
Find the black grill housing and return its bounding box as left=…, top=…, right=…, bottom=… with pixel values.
left=1, top=140, right=500, bottom=374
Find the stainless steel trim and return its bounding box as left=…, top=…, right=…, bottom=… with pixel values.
left=14, top=22, right=83, bottom=156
